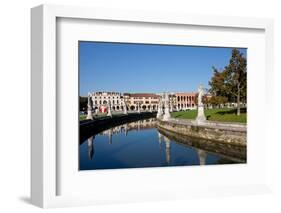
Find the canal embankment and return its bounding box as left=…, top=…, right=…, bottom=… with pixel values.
left=157, top=118, right=246, bottom=161
left=80, top=112, right=157, bottom=143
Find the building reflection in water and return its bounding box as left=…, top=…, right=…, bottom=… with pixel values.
left=98, top=118, right=156, bottom=137
left=87, top=136, right=95, bottom=160
left=89, top=118, right=211, bottom=165
left=197, top=149, right=207, bottom=165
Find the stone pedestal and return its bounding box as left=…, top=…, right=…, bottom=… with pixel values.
left=86, top=109, right=93, bottom=120
left=156, top=104, right=163, bottom=118
left=163, top=93, right=171, bottom=121
left=86, top=94, right=93, bottom=120
left=169, top=102, right=173, bottom=112
left=107, top=104, right=112, bottom=117
left=86, top=93, right=94, bottom=120
left=196, top=104, right=206, bottom=124
left=123, top=103, right=128, bottom=115
left=138, top=104, right=141, bottom=114
left=163, top=107, right=171, bottom=121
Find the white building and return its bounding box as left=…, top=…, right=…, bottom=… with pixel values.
left=90, top=91, right=124, bottom=112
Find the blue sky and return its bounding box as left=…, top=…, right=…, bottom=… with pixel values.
left=79, top=41, right=246, bottom=96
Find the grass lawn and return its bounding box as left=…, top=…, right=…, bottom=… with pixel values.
left=80, top=115, right=87, bottom=121
left=171, top=108, right=247, bottom=123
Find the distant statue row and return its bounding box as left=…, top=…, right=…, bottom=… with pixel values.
left=157, top=84, right=206, bottom=124
left=86, top=93, right=153, bottom=120
left=87, top=84, right=206, bottom=123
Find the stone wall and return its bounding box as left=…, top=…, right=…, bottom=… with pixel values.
left=80, top=112, right=157, bottom=143
left=157, top=119, right=246, bottom=146
left=157, top=118, right=246, bottom=161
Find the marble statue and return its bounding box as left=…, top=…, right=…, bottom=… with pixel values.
left=138, top=102, right=141, bottom=113
left=196, top=84, right=206, bottom=124
left=86, top=93, right=93, bottom=120
left=156, top=98, right=163, bottom=118
left=107, top=100, right=112, bottom=117
left=163, top=92, right=171, bottom=121
left=123, top=101, right=128, bottom=115
left=198, top=84, right=204, bottom=106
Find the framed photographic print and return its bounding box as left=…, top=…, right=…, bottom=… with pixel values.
left=31, top=4, right=274, bottom=208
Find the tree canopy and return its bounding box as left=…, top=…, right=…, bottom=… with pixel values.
left=208, top=48, right=247, bottom=115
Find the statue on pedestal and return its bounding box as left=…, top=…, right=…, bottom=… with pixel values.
left=123, top=101, right=128, bottom=115
left=163, top=93, right=171, bottom=121
left=107, top=100, right=112, bottom=117
left=157, top=97, right=163, bottom=118
left=86, top=93, right=93, bottom=120
left=137, top=102, right=141, bottom=114
left=196, top=84, right=206, bottom=124
left=169, top=101, right=173, bottom=112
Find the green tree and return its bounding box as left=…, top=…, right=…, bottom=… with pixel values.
left=208, top=96, right=228, bottom=108
left=209, top=49, right=247, bottom=115
left=209, top=67, right=228, bottom=98
left=224, top=49, right=247, bottom=115
left=79, top=96, right=88, bottom=112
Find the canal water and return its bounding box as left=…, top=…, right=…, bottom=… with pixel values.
left=79, top=118, right=237, bottom=170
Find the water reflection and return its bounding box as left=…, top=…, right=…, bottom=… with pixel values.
left=98, top=118, right=156, bottom=136
left=80, top=118, right=240, bottom=170
left=163, top=136, right=171, bottom=165
left=87, top=136, right=94, bottom=160
left=197, top=150, right=207, bottom=165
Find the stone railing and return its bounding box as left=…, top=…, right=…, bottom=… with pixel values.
left=157, top=118, right=247, bottom=146
left=168, top=117, right=246, bottom=131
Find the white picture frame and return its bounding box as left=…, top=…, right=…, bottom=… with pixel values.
left=31, top=4, right=274, bottom=208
